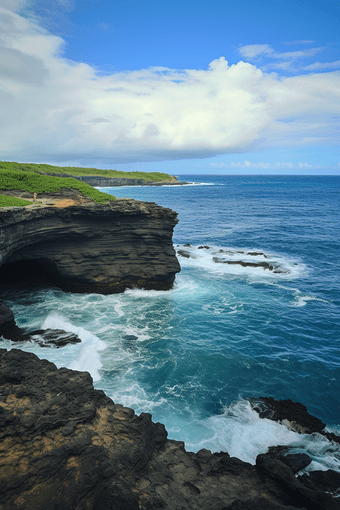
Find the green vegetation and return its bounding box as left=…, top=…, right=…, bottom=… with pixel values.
left=0, top=161, right=172, bottom=182
left=0, top=195, right=33, bottom=207
left=0, top=169, right=116, bottom=205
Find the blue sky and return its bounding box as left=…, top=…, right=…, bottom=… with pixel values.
left=0, top=0, right=339, bottom=174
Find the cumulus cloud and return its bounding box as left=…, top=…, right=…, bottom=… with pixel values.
left=0, top=6, right=340, bottom=164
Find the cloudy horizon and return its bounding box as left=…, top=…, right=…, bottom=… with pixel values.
left=0, top=0, right=339, bottom=174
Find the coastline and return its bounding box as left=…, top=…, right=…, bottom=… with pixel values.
left=0, top=346, right=339, bottom=509
left=0, top=173, right=340, bottom=510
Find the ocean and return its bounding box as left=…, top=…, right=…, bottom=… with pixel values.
left=1, top=174, right=340, bottom=473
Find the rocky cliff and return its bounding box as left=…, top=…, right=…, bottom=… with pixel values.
left=0, top=191, right=180, bottom=293
left=43, top=173, right=187, bottom=187
left=0, top=348, right=339, bottom=510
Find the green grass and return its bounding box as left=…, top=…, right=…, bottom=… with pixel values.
left=0, top=169, right=116, bottom=205
left=0, top=195, right=33, bottom=207
left=0, top=161, right=173, bottom=182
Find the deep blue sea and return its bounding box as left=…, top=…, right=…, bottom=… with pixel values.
left=1, top=175, right=340, bottom=472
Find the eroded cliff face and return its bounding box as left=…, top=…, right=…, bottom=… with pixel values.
left=44, top=174, right=186, bottom=187
left=0, top=349, right=339, bottom=510
left=0, top=196, right=180, bottom=293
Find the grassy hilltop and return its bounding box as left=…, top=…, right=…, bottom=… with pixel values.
left=0, top=161, right=173, bottom=207
left=0, top=161, right=172, bottom=182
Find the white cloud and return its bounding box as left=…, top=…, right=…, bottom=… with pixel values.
left=238, top=44, right=273, bottom=58
left=0, top=6, right=339, bottom=164
left=0, top=0, right=26, bottom=11
left=238, top=44, right=323, bottom=62
left=303, top=60, right=340, bottom=71
left=238, top=44, right=326, bottom=73
left=273, top=48, right=323, bottom=59
left=283, top=40, right=315, bottom=45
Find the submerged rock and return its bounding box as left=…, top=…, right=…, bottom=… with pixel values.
left=0, top=349, right=339, bottom=510
left=213, top=258, right=275, bottom=271
left=247, top=251, right=268, bottom=258
left=177, top=249, right=192, bottom=258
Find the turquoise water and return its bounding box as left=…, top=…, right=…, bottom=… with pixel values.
left=1, top=175, right=340, bottom=471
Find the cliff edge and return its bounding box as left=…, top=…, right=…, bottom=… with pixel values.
left=0, top=189, right=180, bottom=293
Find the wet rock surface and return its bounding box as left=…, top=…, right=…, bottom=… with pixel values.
left=0, top=348, right=339, bottom=510
left=254, top=397, right=340, bottom=448
left=23, top=329, right=82, bottom=347
left=253, top=397, right=327, bottom=434
left=0, top=192, right=180, bottom=294
left=1, top=303, right=82, bottom=346
left=0, top=303, right=24, bottom=342
left=213, top=257, right=279, bottom=271
left=176, top=244, right=288, bottom=274
left=265, top=447, right=312, bottom=473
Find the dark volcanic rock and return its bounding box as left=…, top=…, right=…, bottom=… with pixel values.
left=0, top=303, right=81, bottom=346
left=299, top=470, right=340, bottom=498
left=0, top=303, right=15, bottom=332
left=0, top=303, right=16, bottom=335
left=23, top=328, right=82, bottom=347
left=247, top=251, right=268, bottom=258
left=213, top=257, right=280, bottom=272
left=253, top=397, right=326, bottom=434
left=256, top=454, right=339, bottom=510
left=0, top=349, right=339, bottom=510
left=0, top=197, right=180, bottom=294
left=266, top=446, right=312, bottom=473
left=177, top=249, right=191, bottom=258
left=0, top=302, right=24, bottom=341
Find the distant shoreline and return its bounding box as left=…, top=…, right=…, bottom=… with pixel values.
left=70, top=174, right=189, bottom=187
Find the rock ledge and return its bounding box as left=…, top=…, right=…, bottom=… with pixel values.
left=0, top=194, right=180, bottom=294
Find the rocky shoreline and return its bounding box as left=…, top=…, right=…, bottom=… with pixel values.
left=0, top=345, right=339, bottom=510
left=40, top=173, right=189, bottom=187
left=1, top=305, right=340, bottom=509
left=1, top=186, right=340, bottom=508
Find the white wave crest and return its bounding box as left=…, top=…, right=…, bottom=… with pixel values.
left=176, top=244, right=305, bottom=281
left=185, top=400, right=340, bottom=473
left=42, top=313, right=106, bottom=382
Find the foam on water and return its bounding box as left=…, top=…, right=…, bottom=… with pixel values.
left=183, top=400, right=340, bottom=473
left=103, top=378, right=168, bottom=413
left=176, top=244, right=306, bottom=281
left=293, top=294, right=329, bottom=308
left=42, top=314, right=107, bottom=381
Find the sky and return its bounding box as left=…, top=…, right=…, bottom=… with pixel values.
left=0, top=0, right=339, bottom=174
